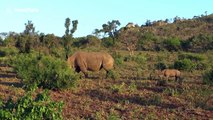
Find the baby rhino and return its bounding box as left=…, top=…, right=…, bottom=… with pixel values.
left=158, top=69, right=181, bottom=83
left=67, top=51, right=114, bottom=78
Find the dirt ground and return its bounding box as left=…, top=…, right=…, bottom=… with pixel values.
left=0, top=65, right=212, bottom=120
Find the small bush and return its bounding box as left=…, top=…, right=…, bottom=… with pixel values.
left=128, top=81, right=137, bottom=92
left=115, top=57, right=124, bottom=66
left=0, top=47, right=18, bottom=57
left=156, top=79, right=167, bottom=86
left=203, top=68, right=213, bottom=85
left=112, top=52, right=124, bottom=66
left=163, top=88, right=183, bottom=96
left=133, top=55, right=147, bottom=64
left=196, top=61, right=208, bottom=70
left=102, top=37, right=115, bottom=48
left=174, top=59, right=195, bottom=71
left=107, top=70, right=120, bottom=80
left=10, top=53, right=79, bottom=90
left=155, top=62, right=167, bottom=70
left=0, top=90, right=64, bottom=120
left=132, top=94, right=162, bottom=106
left=164, top=37, right=181, bottom=51
left=123, top=55, right=132, bottom=62
left=178, top=53, right=205, bottom=62
left=110, top=82, right=125, bottom=93
left=124, top=54, right=147, bottom=65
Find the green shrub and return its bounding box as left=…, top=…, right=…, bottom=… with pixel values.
left=110, top=82, right=125, bottom=93
left=10, top=53, right=79, bottom=90
left=107, top=109, right=121, bottom=120
left=156, top=79, right=167, bottom=86
left=124, top=54, right=147, bottom=64
left=133, top=54, right=147, bottom=64
left=178, top=53, right=205, bottom=61
left=128, top=81, right=137, bottom=92
left=102, top=37, right=115, bottom=48
left=178, top=53, right=208, bottom=70
left=50, top=47, right=66, bottom=59
left=123, top=55, right=134, bottom=62
left=0, top=47, right=18, bottom=57
left=0, top=90, right=63, bottom=120
left=115, top=57, right=124, bottom=66
left=174, top=59, right=195, bottom=71
left=112, top=52, right=124, bottom=66
left=163, top=87, right=183, bottom=96
left=107, top=70, right=120, bottom=80
left=155, top=62, right=167, bottom=70
left=196, top=61, right=208, bottom=70
left=73, top=35, right=101, bottom=48
left=164, top=37, right=181, bottom=51
left=203, top=68, right=213, bottom=85
left=133, top=94, right=162, bottom=106
left=183, top=34, right=213, bottom=52
left=137, top=31, right=159, bottom=51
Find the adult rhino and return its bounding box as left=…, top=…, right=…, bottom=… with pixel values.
left=67, top=51, right=114, bottom=78
left=158, top=69, right=181, bottom=83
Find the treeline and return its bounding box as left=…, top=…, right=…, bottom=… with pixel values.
left=0, top=14, right=213, bottom=58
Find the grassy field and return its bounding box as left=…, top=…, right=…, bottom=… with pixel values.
left=0, top=50, right=213, bottom=119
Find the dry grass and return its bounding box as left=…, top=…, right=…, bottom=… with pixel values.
left=0, top=51, right=213, bottom=119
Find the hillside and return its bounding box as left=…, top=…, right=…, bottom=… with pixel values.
left=142, top=14, right=213, bottom=40
left=117, top=14, right=213, bottom=52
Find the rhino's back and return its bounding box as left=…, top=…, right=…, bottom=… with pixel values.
left=75, top=51, right=113, bottom=71
left=163, top=69, right=180, bottom=76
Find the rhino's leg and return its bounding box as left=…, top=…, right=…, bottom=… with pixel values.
left=75, top=66, right=81, bottom=73
left=79, top=65, right=88, bottom=78
left=175, top=76, right=178, bottom=82
left=105, top=70, right=109, bottom=79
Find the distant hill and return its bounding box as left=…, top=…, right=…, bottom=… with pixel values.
left=118, top=14, right=213, bottom=52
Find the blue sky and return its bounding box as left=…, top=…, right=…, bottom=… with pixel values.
left=0, top=0, right=212, bottom=37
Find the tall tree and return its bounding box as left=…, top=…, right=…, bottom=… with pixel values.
left=96, top=20, right=120, bottom=44
left=63, top=17, right=78, bottom=59
left=65, top=18, right=71, bottom=36
left=70, top=20, right=78, bottom=36
left=24, top=20, right=35, bottom=35
left=119, top=29, right=139, bottom=56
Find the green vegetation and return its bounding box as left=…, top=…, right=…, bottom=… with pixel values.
left=9, top=53, right=79, bottom=90
left=203, top=68, right=213, bottom=85
left=174, top=59, right=195, bottom=71
left=0, top=90, right=63, bottom=120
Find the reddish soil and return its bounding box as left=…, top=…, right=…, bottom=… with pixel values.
left=0, top=65, right=212, bottom=120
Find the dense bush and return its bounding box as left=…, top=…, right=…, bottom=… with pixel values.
left=73, top=35, right=101, bottom=48
left=10, top=53, right=79, bottom=90
left=196, top=61, right=208, bottom=70
left=163, top=37, right=181, bottom=51
left=123, top=54, right=147, bottom=64
left=112, top=52, right=124, bottom=66
left=101, top=37, right=115, bottom=48
left=178, top=53, right=205, bottom=61
left=174, top=59, right=195, bottom=71
left=202, top=68, right=213, bottom=85
left=0, top=37, right=3, bottom=46
left=133, top=54, right=147, bottom=64
left=137, top=31, right=160, bottom=51
left=0, top=90, right=63, bottom=120
left=107, top=70, right=120, bottom=80
left=155, top=62, right=167, bottom=70
left=182, top=34, right=213, bottom=52
left=178, top=53, right=208, bottom=70
left=0, top=47, right=18, bottom=57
